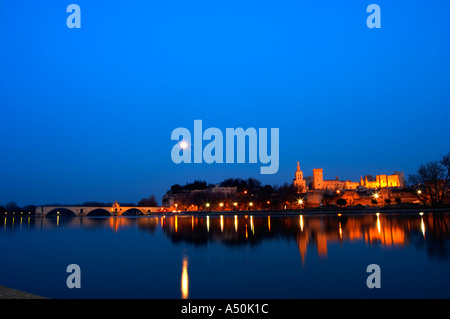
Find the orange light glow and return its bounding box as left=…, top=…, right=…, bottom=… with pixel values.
left=181, top=257, right=189, bottom=299
left=175, top=216, right=178, bottom=233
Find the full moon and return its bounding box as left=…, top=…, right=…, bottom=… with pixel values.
left=180, top=141, right=188, bottom=149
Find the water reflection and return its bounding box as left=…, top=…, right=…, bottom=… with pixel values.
left=158, top=213, right=450, bottom=261
left=3, top=216, right=33, bottom=230
left=421, top=217, right=426, bottom=238
left=181, top=255, right=189, bottom=299
left=1, top=212, right=449, bottom=262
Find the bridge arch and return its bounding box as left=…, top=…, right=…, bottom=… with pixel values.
left=46, top=208, right=77, bottom=217
left=86, top=208, right=111, bottom=216
left=121, top=208, right=145, bottom=216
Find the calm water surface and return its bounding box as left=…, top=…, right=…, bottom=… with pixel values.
left=1, top=212, right=449, bottom=299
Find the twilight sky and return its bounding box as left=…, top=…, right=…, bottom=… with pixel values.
left=1, top=0, right=449, bottom=206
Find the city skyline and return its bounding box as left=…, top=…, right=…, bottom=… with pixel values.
left=0, top=158, right=421, bottom=207
left=1, top=1, right=449, bottom=207
left=0, top=154, right=442, bottom=207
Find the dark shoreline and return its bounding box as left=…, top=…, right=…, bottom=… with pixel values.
left=33, top=206, right=449, bottom=218
left=147, top=206, right=450, bottom=217
left=0, top=286, right=47, bottom=299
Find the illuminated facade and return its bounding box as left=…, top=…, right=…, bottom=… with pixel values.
left=360, top=173, right=404, bottom=188
left=294, top=162, right=405, bottom=191
left=293, top=162, right=306, bottom=191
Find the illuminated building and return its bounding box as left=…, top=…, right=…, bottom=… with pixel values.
left=293, top=162, right=306, bottom=192
left=294, top=162, right=405, bottom=191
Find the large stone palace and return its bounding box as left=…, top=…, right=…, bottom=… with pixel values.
left=293, top=162, right=405, bottom=192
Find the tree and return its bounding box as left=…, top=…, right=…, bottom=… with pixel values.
left=23, top=205, right=36, bottom=214
left=5, top=202, right=20, bottom=213
left=336, top=198, right=347, bottom=207
left=254, top=184, right=274, bottom=205
left=138, top=194, right=158, bottom=207
left=185, top=180, right=207, bottom=191
left=408, top=152, right=450, bottom=207
left=171, top=184, right=183, bottom=194
left=189, top=191, right=209, bottom=210
left=277, top=183, right=297, bottom=208
left=384, top=199, right=391, bottom=205
left=322, top=190, right=337, bottom=206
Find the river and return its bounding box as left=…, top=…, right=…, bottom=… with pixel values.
left=1, top=212, right=449, bottom=299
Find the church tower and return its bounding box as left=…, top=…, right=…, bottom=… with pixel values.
left=294, top=162, right=306, bottom=192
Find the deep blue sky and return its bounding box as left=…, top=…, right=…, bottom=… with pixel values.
left=1, top=0, right=449, bottom=206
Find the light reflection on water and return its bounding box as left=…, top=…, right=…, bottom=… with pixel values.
left=181, top=255, right=189, bottom=299
left=0, top=212, right=449, bottom=299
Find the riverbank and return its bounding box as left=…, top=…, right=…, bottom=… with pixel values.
left=151, top=205, right=450, bottom=217
left=0, top=286, right=47, bottom=299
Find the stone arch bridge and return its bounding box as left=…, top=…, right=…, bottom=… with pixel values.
left=35, top=206, right=162, bottom=217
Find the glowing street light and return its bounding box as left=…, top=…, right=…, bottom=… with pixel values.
left=417, top=190, right=422, bottom=195
left=205, top=203, right=210, bottom=209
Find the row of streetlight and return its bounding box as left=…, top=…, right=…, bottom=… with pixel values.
left=175, top=199, right=305, bottom=211
left=3, top=212, right=32, bottom=215
left=204, top=202, right=253, bottom=209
